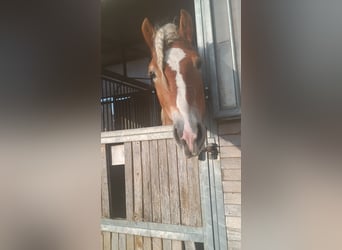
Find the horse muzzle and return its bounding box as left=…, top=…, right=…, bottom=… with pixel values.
left=173, top=121, right=206, bottom=158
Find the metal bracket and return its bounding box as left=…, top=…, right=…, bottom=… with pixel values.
left=205, top=143, right=219, bottom=160
left=199, top=142, right=219, bottom=160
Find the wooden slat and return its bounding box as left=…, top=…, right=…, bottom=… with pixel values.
left=187, top=157, right=202, bottom=227
left=227, top=227, right=241, bottom=241
left=158, top=140, right=171, bottom=250
left=167, top=139, right=181, bottom=225
left=118, top=234, right=126, bottom=250
left=152, top=237, right=162, bottom=250
left=172, top=240, right=182, bottom=250
left=224, top=192, right=241, bottom=205
left=184, top=241, right=196, bottom=250
left=143, top=237, right=152, bottom=250
left=221, top=157, right=241, bottom=169
left=224, top=204, right=241, bottom=217
left=101, top=144, right=110, bottom=218
left=101, top=232, right=103, bottom=250
left=227, top=240, right=241, bottom=249
left=132, top=141, right=143, bottom=250
left=141, top=141, right=152, bottom=250
left=124, top=142, right=134, bottom=250
left=150, top=140, right=162, bottom=249
left=167, top=140, right=182, bottom=250
left=111, top=232, right=119, bottom=250
left=177, top=145, right=189, bottom=226
left=103, top=231, right=111, bottom=250
left=226, top=217, right=241, bottom=229
left=222, top=181, right=241, bottom=193
left=222, top=169, right=241, bottom=181
left=220, top=146, right=241, bottom=158
left=158, top=140, right=171, bottom=223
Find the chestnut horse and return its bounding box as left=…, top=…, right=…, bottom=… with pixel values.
left=142, top=9, right=206, bottom=158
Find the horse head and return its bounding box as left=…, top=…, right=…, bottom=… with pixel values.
left=142, top=9, right=206, bottom=158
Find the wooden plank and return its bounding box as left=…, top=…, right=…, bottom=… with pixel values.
left=103, top=231, right=111, bottom=250
left=152, top=237, right=162, bottom=250
left=158, top=140, right=171, bottom=223
left=101, top=231, right=103, bottom=250
left=167, top=141, right=183, bottom=250
left=222, top=169, right=241, bottom=181
left=118, top=234, right=126, bottom=250
left=219, top=134, right=241, bottom=146
left=177, top=145, right=189, bottom=226
left=167, top=139, right=181, bottom=225
left=224, top=192, right=241, bottom=204
left=163, top=239, right=172, bottom=250
left=222, top=181, right=241, bottom=193
left=101, top=144, right=110, bottom=218
left=226, top=217, right=241, bottom=229
left=187, top=157, right=202, bottom=227
left=227, top=240, right=241, bottom=249
left=143, top=237, right=152, bottom=250
left=101, top=125, right=174, bottom=144
left=221, top=157, right=241, bottom=169
left=224, top=204, right=241, bottom=217
left=150, top=140, right=162, bottom=249
left=218, top=120, right=241, bottom=135
left=132, top=141, right=143, bottom=250
left=172, top=240, right=182, bottom=250
left=184, top=241, right=196, bottom=250
left=158, top=140, right=171, bottom=250
left=124, top=142, right=134, bottom=249
left=101, top=218, right=204, bottom=242
left=141, top=141, right=152, bottom=250
left=220, top=146, right=241, bottom=158
left=227, top=227, right=241, bottom=241
left=111, top=232, right=119, bottom=250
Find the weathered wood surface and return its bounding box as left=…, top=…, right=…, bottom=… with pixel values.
left=111, top=232, right=118, bottom=250
left=167, top=139, right=182, bottom=250
left=218, top=120, right=242, bottom=250
left=124, top=142, right=134, bottom=249
left=133, top=141, right=143, bottom=250
left=142, top=140, right=152, bottom=250
left=101, top=144, right=110, bottom=218
left=103, top=231, right=111, bottom=250
left=103, top=138, right=203, bottom=250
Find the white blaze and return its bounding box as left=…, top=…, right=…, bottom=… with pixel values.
left=165, top=48, right=197, bottom=151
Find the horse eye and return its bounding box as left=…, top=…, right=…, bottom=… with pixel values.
left=149, top=71, right=156, bottom=79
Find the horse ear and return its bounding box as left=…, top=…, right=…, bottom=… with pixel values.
left=179, top=9, right=193, bottom=43
left=141, top=18, right=155, bottom=51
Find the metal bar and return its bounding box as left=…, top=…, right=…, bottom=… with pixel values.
left=199, top=157, right=215, bottom=250
left=226, top=0, right=241, bottom=110
left=101, top=219, right=204, bottom=242
left=102, top=70, right=152, bottom=91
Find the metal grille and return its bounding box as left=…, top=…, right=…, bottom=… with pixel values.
left=101, top=76, right=161, bottom=131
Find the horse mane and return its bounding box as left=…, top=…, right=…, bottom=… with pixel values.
left=154, top=23, right=179, bottom=84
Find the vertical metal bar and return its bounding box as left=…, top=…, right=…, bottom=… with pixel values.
left=226, top=0, right=241, bottom=108
left=199, top=157, right=215, bottom=250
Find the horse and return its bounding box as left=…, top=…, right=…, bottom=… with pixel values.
left=141, top=9, right=206, bottom=158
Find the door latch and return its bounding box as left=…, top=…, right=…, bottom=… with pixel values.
left=205, top=142, right=219, bottom=160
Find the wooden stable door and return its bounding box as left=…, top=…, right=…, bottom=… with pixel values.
left=101, top=126, right=227, bottom=249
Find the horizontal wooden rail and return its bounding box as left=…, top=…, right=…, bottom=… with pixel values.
left=101, top=218, right=204, bottom=242
left=101, top=125, right=174, bottom=144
